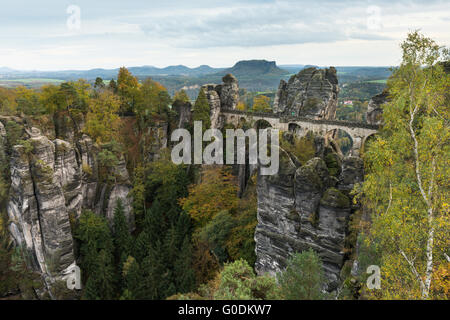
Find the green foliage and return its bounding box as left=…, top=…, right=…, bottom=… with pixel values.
left=5, top=121, right=23, bottom=148
left=277, top=249, right=327, bottom=300
left=252, top=95, right=271, bottom=113
left=75, top=210, right=116, bottom=299
left=173, top=90, right=190, bottom=104
left=192, top=89, right=211, bottom=131
left=280, top=131, right=316, bottom=165
left=214, top=259, right=280, bottom=300
left=361, top=31, right=450, bottom=299
left=113, top=199, right=132, bottom=278
left=197, top=211, right=235, bottom=263
left=85, top=90, right=120, bottom=144
left=117, top=67, right=141, bottom=113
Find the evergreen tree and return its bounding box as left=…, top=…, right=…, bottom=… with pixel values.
left=76, top=210, right=117, bottom=299
left=113, top=199, right=132, bottom=287
left=121, top=256, right=142, bottom=299
left=193, top=89, right=211, bottom=131
left=277, top=249, right=326, bottom=300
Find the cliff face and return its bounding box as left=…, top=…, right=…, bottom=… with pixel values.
left=366, top=91, right=388, bottom=125
left=201, top=74, right=239, bottom=128
left=1, top=117, right=134, bottom=287
left=255, top=142, right=363, bottom=291
left=273, top=67, right=339, bottom=120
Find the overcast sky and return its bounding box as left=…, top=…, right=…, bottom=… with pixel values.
left=1, top=0, right=449, bottom=70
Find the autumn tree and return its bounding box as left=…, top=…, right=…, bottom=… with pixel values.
left=252, top=95, right=271, bottom=113
left=117, top=67, right=141, bottom=113
left=180, top=167, right=238, bottom=228
left=362, top=31, right=450, bottom=299
left=173, top=90, right=190, bottom=104
left=85, top=90, right=120, bottom=143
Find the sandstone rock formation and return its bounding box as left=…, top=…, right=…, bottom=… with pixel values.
left=273, top=67, right=339, bottom=120
left=366, top=91, right=388, bottom=125
left=2, top=119, right=134, bottom=288
left=255, top=138, right=363, bottom=291
left=201, top=74, right=239, bottom=128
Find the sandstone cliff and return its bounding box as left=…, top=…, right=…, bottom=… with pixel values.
left=273, top=67, right=339, bottom=119
left=1, top=117, right=134, bottom=290
left=255, top=139, right=363, bottom=291
left=201, top=74, right=239, bottom=128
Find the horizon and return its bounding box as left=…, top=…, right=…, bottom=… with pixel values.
left=0, top=61, right=396, bottom=73
left=0, top=1, right=449, bottom=70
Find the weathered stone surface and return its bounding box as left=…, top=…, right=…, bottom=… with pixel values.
left=366, top=91, right=388, bottom=125
left=255, top=140, right=361, bottom=291
left=6, top=124, right=135, bottom=289
left=201, top=84, right=223, bottom=129
left=201, top=74, right=239, bottom=129
left=273, top=67, right=339, bottom=120
left=7, top=128, right=76, bottom=281
left=172, top=100, right=192, bottom=129
left=220, top=74, right=239, bottom=110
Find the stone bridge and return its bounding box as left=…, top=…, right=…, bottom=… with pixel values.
left=220, top=109, right=379, bottom=156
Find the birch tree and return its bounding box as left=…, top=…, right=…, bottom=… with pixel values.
left=362, top=31, right=449, bottom=299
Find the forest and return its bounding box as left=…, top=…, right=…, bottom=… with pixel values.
left=0, top=32, right=448, bottom=301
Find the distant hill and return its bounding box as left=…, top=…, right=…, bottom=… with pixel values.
left=219, top=60, right=288, bottom=77
left=0, top=65, right=224, bottom=80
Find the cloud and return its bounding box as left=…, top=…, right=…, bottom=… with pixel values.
left=0, top=0, right=449, bottom=69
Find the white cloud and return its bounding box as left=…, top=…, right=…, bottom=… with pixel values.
left=0, top=0, right=448, bottom=69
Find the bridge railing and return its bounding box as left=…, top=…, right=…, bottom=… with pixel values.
left=221, top=109, right=380, bottom=130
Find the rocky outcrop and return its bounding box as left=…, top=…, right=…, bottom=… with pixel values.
left=366, top=91, right=388, bottom=125
left=3, top=121, right=134, bottom=287
left=273, top=67, right=339, bottom=119
left=172, top=100, right=192, bottom=129
left=255, top=138, right=363, bottom=291
left=201, top=74, right=239, bottom=128
left=7, top=128, right=76, bottom=282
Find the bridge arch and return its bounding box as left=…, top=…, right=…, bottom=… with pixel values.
left=254, top=119, right=273, bottom=130
left=288, top=123, right=303, bottom=136
left=361, top=133, right=378, bottom=155
left=326, top=129, right=353, bottom=156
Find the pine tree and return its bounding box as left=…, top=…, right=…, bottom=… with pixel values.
left=76, top=210, right=117, bottom=299
left=277, top=249, right=326, bottom=300
left=113, top=199, right=132, bottom=265
left=121, top=256, right=142, bottom=299
left=193, top=89, right=211, bottom=131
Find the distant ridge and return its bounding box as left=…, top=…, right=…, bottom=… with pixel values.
left=0, top=65, right=224, bottom=80
left=219, top=60, right=288, bottom=77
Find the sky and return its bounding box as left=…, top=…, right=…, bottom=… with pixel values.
left=0, top=0, right=449, bottom=70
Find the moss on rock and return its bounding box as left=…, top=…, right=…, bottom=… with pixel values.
left=320, top=187, right=350, bottom=209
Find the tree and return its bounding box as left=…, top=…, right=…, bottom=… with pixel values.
left=108, top=79, right=118, bottom=93
left=277, top=249, right=327, bottom=300
left=117, top=67, right=141, bottom=113
left=15, top=86, right=42, bottom=115
left=85, top=90, right=120, bottom=143
left=113, top=199, right=132, bottom=273
left=94, top=77, right=105, bottom=89
left=75, top=210, right=116, bottom=299
left=192, top=89, right=211, bottom=131
left=173, top=90, right=190, bottom=104
left=180, top=167, right=238, bottom=228
left=252, top=95, right=271, bottom=113
left=138, top=78, right=169, bottom=121
left=362, top=31, right=450, bottom=299
left=214, top=259, right=280, bottom=300
left=121, top=256, right=142, bottom=299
